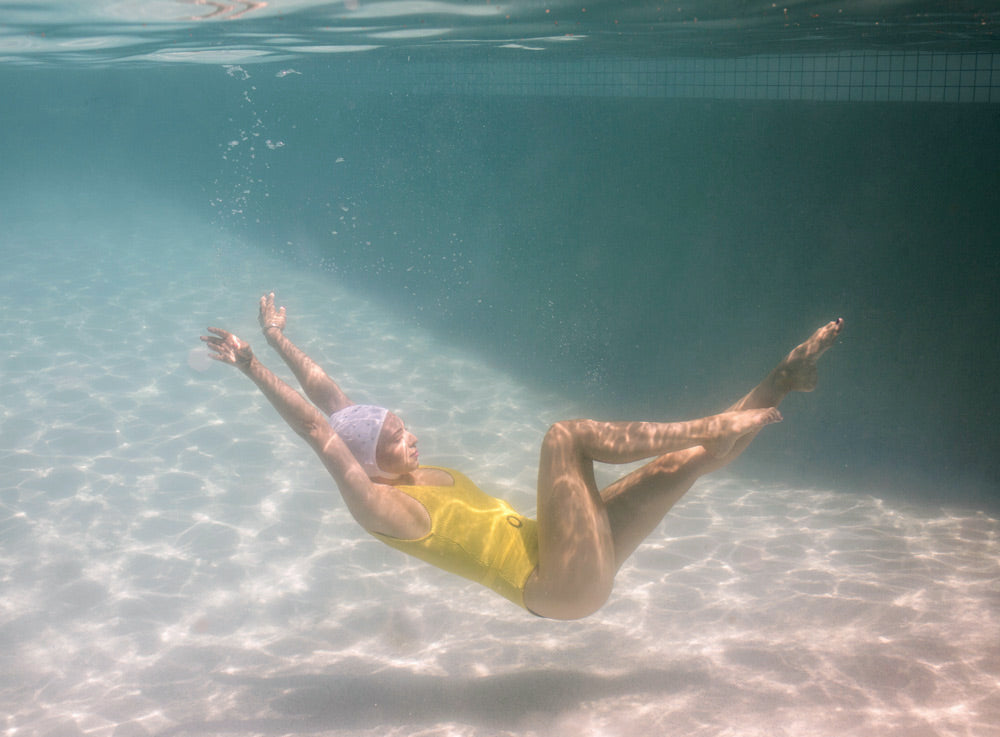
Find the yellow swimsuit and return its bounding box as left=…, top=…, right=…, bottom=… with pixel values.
left=369, top=466, right=538, bottom=609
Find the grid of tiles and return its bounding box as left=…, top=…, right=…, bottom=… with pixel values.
left=401, top=52, right=998, bottom=103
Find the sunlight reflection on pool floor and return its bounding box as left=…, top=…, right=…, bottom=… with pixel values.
left=1, top=207, right=998, bottom=737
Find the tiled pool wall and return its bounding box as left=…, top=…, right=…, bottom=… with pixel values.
left=392, top=51, right=999, bottom=103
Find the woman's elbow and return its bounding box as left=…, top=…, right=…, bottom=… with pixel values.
left=299, top=417, right=332, bottom=447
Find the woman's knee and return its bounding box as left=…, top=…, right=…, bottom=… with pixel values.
left=543, top=420, right=572, bottom=443
left=302, top=416, right=336, bottom=450
left=541, top=420, right=585, bottom=458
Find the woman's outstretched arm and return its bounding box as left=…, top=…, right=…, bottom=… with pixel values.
left=202, top=326, right=329, bottom=439
left=200, top=326, right=385, bottom=529
left=258, top=292, right=352, bottom=415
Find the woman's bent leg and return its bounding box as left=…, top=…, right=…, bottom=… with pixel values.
left=524, top=319, right=841, bottom=619
left=601, top=318, right=844, bottom=567
left=524, top=421, right=616, bottom=620
left=601, top=446, right=720, bottom=567
left=523, top=409, right=783, bottom=620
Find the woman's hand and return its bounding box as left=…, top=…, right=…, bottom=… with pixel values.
left=201, top=327, right=254, bottom=367
left=259, top=292, right=286, bottom=337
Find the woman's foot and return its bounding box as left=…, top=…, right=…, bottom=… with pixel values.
left=703, top=407, right=783, bottom=458
left=773, top=318, right=844, bottom=393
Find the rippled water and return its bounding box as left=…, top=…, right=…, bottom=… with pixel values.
left=1, top=0, right=996, bottom=66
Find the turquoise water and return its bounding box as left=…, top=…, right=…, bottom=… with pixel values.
left=2, top=2, right=999, bottom=736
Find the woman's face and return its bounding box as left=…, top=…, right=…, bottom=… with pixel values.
left=375, top=412, right=419, bottom=476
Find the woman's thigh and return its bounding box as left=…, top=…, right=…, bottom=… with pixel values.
left=524, top=423, right=618, bottom=619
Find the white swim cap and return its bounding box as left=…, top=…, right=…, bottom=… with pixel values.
left=328, top=404, right=398, bottom=479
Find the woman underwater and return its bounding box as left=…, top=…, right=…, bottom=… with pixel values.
left=203, top=293, right=843, bottom=620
